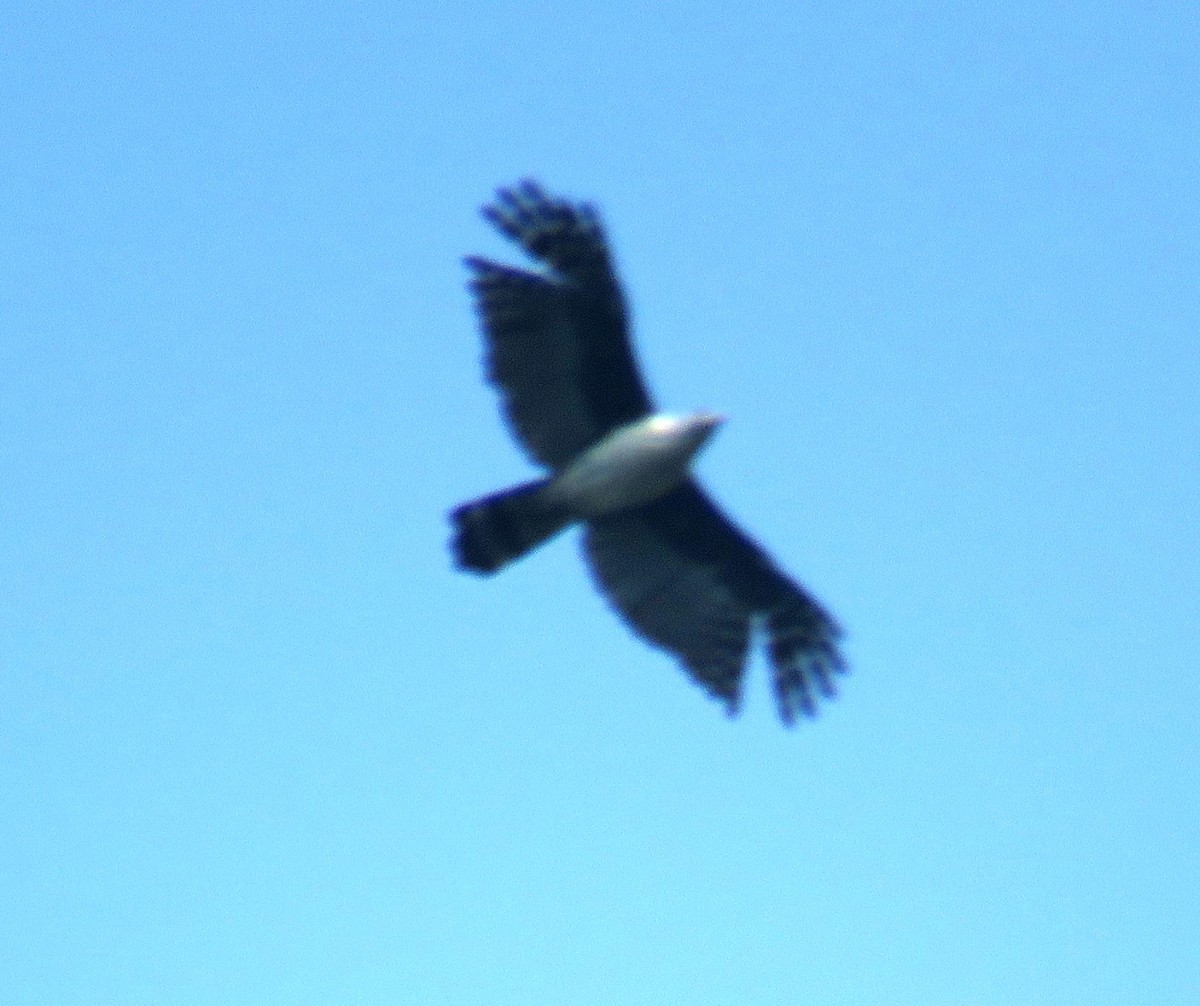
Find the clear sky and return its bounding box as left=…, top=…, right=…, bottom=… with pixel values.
left=3, top=3, right=1197, bottom=1003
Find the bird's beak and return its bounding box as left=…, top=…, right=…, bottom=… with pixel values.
left=695, top=412, right=726, bottom=444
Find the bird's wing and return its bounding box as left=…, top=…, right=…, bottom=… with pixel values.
left=465, top=181, right=655, bottom=469
left=583, top=481, right=845, bottom=724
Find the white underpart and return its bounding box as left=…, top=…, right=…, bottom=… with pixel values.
left=547, top=412, right=724, bottom=517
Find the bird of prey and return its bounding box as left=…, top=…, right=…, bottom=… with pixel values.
left=450, top=181, right=845, bottom=724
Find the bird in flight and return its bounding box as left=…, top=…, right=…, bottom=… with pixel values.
left=450, top=181, right=846, bottom=724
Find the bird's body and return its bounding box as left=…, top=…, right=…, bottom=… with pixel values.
left=545, top=413, right=724, bottom=516
left=451, top=413, right=721, bottom=574
left=451, top=182, right=846, bottom=724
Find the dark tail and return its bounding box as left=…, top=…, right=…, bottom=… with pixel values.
left=450, top=479, right=572, bottom=574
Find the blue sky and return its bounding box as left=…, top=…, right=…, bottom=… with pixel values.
left=2, top=2, right=1197, bottom=1002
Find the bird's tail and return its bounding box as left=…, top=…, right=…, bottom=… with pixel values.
left=450, top=479, right=572, bottom=574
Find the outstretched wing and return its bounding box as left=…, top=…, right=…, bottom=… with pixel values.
left=583, top=481, right=845, bottom=724
left=465, top=181, right=655, bottom=470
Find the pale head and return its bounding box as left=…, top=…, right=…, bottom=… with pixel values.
left=681, top=410, right=726, bottom=451
left=642, top=411, right=725, bottom=447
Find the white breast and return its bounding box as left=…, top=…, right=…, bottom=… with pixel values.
left=548, top=413, right=722, bottom=516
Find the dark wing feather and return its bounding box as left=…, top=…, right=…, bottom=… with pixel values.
left=466, top=181, right=654, bottom=469
left=584, top=509, right=752, bottom=713
left=584, top=481, right=845, bottom=724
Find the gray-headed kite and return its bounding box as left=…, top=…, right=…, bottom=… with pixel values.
left=451, top=182, right=845, bottom=724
